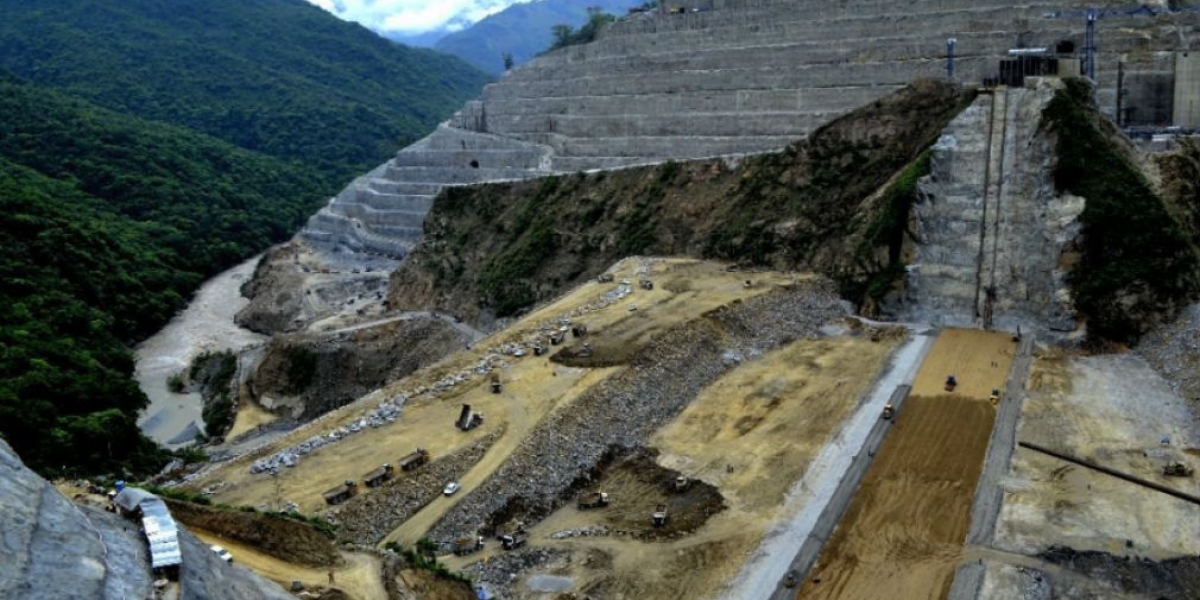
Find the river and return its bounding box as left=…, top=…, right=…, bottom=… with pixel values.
left=134, top=256, right=267, bottom=448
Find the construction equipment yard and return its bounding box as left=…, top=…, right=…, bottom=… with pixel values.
left=177, top=258, right=1200, bottom=600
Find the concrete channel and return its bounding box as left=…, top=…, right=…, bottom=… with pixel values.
left=766, top=382, right=915, bottom=600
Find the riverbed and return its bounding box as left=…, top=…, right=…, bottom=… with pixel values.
left=135, top=256, right=267, bottom=448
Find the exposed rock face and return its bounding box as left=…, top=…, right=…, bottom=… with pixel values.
left=901, top=78, right=1084, bottom=333
left=300, top=0, right=1200, bottom=257
left=248, top=316, right=468, bottom=420
left=0, top=440, right=292, bottom=600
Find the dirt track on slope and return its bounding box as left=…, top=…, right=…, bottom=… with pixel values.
left=799, top=329, right=1014, bottom=600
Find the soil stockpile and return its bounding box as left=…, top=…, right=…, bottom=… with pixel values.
left=165, top=499, right=339, bottom=567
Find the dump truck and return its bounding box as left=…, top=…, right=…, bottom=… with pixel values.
left=456, top=404, right=484, bottom=431
left=453, top=536, right=484, bottom=556
left=322, top=480, right=357, bottom=505
left=532, top=343, right=545, bottom=356
left=398, top=448, right=430, bottom=471
left=652, top=503, right=669, bottom=527
left=495, top=520, right=526, bottom=541
left=597, top=273, right=614, bottom=283
left=576, top=342, right=593, bottom=358
left=577, top=491, right=610, bottom=509
left=572, top=324, right=588, bottom=338
left=550, top=330, right=566, bottom=345
left=363, top=463, right=394, bottom=487
left=881, top=404, right=894, bottom=420
left=500, top=533, right=527, bottom=550
left=1163, top=461, right=1194, bottom=477
left=490, top=373, right=502, bottom=393
left=640, top=279, right=654, bottom=290
left=673, top=476, right=689, bottom=492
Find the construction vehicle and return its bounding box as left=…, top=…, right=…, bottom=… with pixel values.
left=576, top=342, right=593, bottom=358
left=500, top=533, right=527, bottom=550
left=652, top=503, right=669, bottom=527
left=640, top=279, right=654, bottom=290
left=598, top=273, right=614, bottom=283
left=363, top=463, right=394, bottom=487
left=881, top=404, right=894, bottom=420
left=495, top=520, right=526, bottom=541
left=577, top=491, right=610, bottom=509
left=550, top=330, right=566, bottom=345
left=532, top=343, right=545, bottom=356
left=322, top=480, right=358, bottom=505
left=1163, top=461, right=1194, bottom=477
left=990, top=388, right=1001, bottom=406
left=490, top=373, right=502, bottom=393
left=673, top=476, right=689, bottom=492
left=572, top=324, right=588, bottom=338
left=456, top=404, right=484, bottom=431
left=944, top=374, right=958, bottom=393
left=398, top=448, right=430, bottom=471
left=453, top=536, right=484, bottom=556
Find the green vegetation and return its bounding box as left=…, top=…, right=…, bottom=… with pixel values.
left=0, top=78, right=330, bottom=477
left=281, top=346, right=319, bottom=395
left=0, top=0, right=491, bottom=188
left=1043, top=79, right=1200, bottom=341
left=548, top=8, right=617, bottom=51
left=851, top=151, right=931, bottom=302
left=384, top=540, right=472, bottom=583
left=478, top=176, right=564, bottom=316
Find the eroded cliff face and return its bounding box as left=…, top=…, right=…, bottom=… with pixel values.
left=387, top=80, right=970, bottom=325
left=247, top=316, right=467, bottom=420
left=0, top=440, right=293, bottom=600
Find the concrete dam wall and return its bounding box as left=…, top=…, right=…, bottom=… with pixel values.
left=301, top=0, right=1200, bottom=257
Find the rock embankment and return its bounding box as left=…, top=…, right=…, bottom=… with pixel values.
left=1138, top=303, right=1200, bottom=403
left=328, top=428, right=504, bottom=544
left=425, top=280, right=844, bottom=543
left=165, top=499, right=340, bottom=567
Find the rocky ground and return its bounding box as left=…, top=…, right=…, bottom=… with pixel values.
left=329, top=429, right=503, bottom=544
left=424, top=280, right=846, bottom=545
left=1137, top=302, right=1200, bottom=404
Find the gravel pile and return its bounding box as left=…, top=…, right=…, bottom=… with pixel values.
left=425, top=280, right=844, bottom=543
left=326, top=428, right=503, bottom=544
left=249, top=394, right=408, bottom=475
left=1137, top=303, right=1200, bottom=403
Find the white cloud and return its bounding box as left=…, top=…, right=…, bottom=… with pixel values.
left=304, top=0, right=532, bottom=35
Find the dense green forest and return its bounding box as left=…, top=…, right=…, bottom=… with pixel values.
left=0, top=77, right=330, bottom=476
left=0, top=0, right=491, bottom=188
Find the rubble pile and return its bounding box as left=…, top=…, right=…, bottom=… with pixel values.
left=327, top=428, right=503, bottom=544
left=459, top=548, right=565, bottom=593
left=426, top=281, right=844, bottom=543
left=1137, top=303, right=1200, bottom=403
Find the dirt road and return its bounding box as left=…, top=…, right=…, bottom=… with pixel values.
left=192, top=528, right=386, bottom=600
left=798, top=329, right=1015, bottom=600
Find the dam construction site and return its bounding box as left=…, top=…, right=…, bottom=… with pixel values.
left=117, top=1, right=1200, bottom=600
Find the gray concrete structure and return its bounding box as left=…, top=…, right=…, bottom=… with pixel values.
left=302, top=0, right=1200, bottom=256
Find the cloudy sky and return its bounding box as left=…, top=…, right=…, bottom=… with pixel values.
left=305, top=0, right=531, bottom=35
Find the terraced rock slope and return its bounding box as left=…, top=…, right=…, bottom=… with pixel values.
left=300, top=0, right=1200, bottom=257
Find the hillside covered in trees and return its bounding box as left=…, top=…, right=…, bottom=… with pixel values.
left=0, top=76, right=338, bottom=475
left=0, top=0, right=491, bottom=189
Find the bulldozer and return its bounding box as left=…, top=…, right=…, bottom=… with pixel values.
left=1163, top=461, right=1194, bottom=477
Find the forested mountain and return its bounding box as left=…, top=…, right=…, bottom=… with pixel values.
left=0, top=0, right=492, bottom=188
left=0, top=77, right=329, bottom=476
left=433, top=0, right=635, bottom=74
